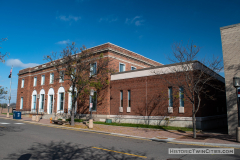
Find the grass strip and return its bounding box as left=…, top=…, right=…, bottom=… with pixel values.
left=1, top=113, right=13, bottom=115
left=93, top=121, right=193, bottom=132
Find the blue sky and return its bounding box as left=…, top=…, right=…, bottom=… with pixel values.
left=0, top=0, right=239, bottom=103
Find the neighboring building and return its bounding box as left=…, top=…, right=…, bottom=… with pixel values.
left=220, top=23, right=240, bottom=135
left=16, top=42, right=226, bottom=130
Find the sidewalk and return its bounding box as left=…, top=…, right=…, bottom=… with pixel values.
left=1, top=114, right=240, bottom=148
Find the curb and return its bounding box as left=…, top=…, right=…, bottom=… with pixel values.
left=1, top=116, right=240, bottom=148
left=151, top=138, right=240, bottom=148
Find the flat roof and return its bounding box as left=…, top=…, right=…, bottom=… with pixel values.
left=220, top=23, right=240, bottom=30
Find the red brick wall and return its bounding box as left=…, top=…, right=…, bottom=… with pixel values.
left=16, top=43, right=160, bottom=115
left=110, top=73, right=226, bottom=117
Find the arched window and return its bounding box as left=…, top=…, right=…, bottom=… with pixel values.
left=68, top=86, right=77, bottom=114
left=39, top=89, right=45, bottom=113
left=57, top=87, right=65, bottom=113
left=31, top=90, right=37, bottom=112
left=47, top=88, right=54, bottom=114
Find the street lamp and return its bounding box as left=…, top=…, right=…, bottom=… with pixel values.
left=89, top=89, right=94, bottom=129
left=233, top=77, right=240, bottom=142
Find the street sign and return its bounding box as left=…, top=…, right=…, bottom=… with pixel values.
left=90, top=103, right=93, bottom=108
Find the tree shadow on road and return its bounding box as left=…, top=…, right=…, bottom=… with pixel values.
left=4, top=141, right=150, bottom=160
left=0, top=126, right=24, bottom=136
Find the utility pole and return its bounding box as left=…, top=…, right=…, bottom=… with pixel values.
left=7, top=66, right=13, bottom=118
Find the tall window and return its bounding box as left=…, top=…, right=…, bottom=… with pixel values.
left=89, top=91, right=97, bottom=111
left=131, top=66, right=136, bottom=70
left=119, top=63, right=125, bottom=72
left=59, top=93, right=64, bottom=110
left=168, top=87, right=173, bottom=107
left=59, top=71, right=64, bottom=82
left=49, top=95, right=53, bottom=114
left=90, top=63, right=97, bottom=76
left=21, top=79, right=24, bottom=88
left=179, top=87, right=184, bottom=107
left=20, top=97, right=23, bottom=109
left=120, top=90, right=123, bottom=107
left=40, top=94, right=44, bottom=109
left=33, top=95, right=36, bottom=109
left=33, top=77, right=37, bottom=86
left=50, top=73, right=54, bottom=84
left=128, top=90, right=131, bottom=107
left=41, top=75, right=45, bottom=85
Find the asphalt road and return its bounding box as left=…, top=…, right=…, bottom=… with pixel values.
left=0, top=118, right=239, bottom=160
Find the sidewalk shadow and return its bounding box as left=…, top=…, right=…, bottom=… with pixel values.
left=4, top=141, right=150, bottom=160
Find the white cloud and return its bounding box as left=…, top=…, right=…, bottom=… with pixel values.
left=6, top=59, right=39, bottom=68
left=125, top=16, right=144, bottom=26
left=99, top=16, right=118, bottom=23
left=57, top=15, right=81, bottom=22
left=55, top=39, right=70, bottom=45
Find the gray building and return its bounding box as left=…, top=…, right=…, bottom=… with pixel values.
left=220, top=23, right=240, bottom=135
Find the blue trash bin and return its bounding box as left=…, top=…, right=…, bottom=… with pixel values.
left=13, top=111, right=21, bottom=119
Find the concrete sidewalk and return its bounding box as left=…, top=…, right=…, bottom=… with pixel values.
left=1, top=114, right=240, bottom=148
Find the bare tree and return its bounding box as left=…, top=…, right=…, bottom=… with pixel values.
left=153, top=41, right=224, bottom=138
left=0, top=86, right=8, bottom=100
left=0, top=38, right=9, bottom=63
left=45, top=42, right=114, bottom=126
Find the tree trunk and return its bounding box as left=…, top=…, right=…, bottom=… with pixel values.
left=71, top=106, right=75, bottom=126
left=192, top=103, right=196, bottom=138
left=71, top=88, right=75, bottom=126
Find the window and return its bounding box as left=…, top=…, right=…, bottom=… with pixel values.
left=59, top=93, right=64, bottom=110
left=89, top=91, right=97, bottom=111
left=120, top=90, right=123, bottom=107
left=119, top=63, right=125, bottom=72
left=179, top=87, right=184, bottom=107
left=50, top=73, right=54, bottom=84
left=131, top=66, right=136, bottom=70
left=40, top=94, right=44, bottom=110
left=33, top=77, right=37, bottom=86
left=49, top=95, right=53, bottom=114
left=59, top=71, right=64, bottom=82
left=20, top=97, right=23, bottom=109
left=33, top=95, right=36, bottom=109
left=41, top=75, right=45, bottom=85
left=90, top=62, right=97, bottom=76
left=21, top=79, right=24, bottom=88
left=168, top=87, right=173, bottom=107
left=128, top=90, right=131, bottom=107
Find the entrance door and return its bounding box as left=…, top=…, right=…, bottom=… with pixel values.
left=49, top=95, right=53, bottom=114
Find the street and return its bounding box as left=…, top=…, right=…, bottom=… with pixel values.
left=0, top=118, right=239, bottom=160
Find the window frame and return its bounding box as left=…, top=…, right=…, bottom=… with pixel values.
left=21, top=79, right=24, bottom=88
left=179, top=87, right=184, bottom=107
left=41, top=75, right=45, bottom=85
left=20, top=97, right=23, bottom=109
left=120, top=90, right=123, bottom=107
left=168, top=87, right=173, bottom=107
left=119, top=63, right=126, bottom=72
left=50, top=72, right=54, bottom=84
left=40, top=94, right=45, bottom=110
left=33, top=77, right=37, bottom=86
left=128, top=90, right=131, bottom=107
left=90, top=62, right=97, bottom=76
left=59, top=92, right=64, bottom=111
left=59, top=71, right=64, bottom=82
left=131, top=66, right=136, bottom=70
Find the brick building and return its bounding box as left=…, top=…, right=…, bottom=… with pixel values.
left=220, top=23, right=240, bottom=135
left=16, top=42, right=227, bottom=130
